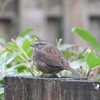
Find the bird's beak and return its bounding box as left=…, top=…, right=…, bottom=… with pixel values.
left=29, top=43, right=35, bottom=47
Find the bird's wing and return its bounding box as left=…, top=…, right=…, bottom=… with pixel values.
left=36, top=47, right=63, bottom=67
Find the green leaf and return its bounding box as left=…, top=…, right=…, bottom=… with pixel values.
left=13, top=63, right=31, bottom=69
left=0, top=88, right=4, bottom=94
left=59, top=44, right=74, bottom=51
left=64, top=50, right=76, bottom=58
left=30, top=35, right=41, bottom=40
left=21, top=39, right=33, bottom=57
left=0, top=87, right=4, bottom=100
left=0, top=35, right=7, bottom=38
left=6, top=42, right=16, bottom=47
left=0, top=52, right=8, bottom=66
left=86, top=52, right=100, bottom=69
left=8, top=63, right=30, bottom=73
left=65, top=50, right=71, bottom=58
left=16, top=65, right=27, bottom=73
left=96, top=78, right=100, bottom=81
left=20, top=29, right=33, bottom=37
left=6, top=53, right=21, bottom=65
left=22, top=39, right=31, bottom=51
left=70, top=58, right=87, bottom=70
left=0, top=87, right=4, bottom=95
left=15, top=65, right=27, bottom=69
left=73, top=28, right=100, bottom=53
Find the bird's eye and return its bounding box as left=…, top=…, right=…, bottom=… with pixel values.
left=38, top=44, right=41, bottom=46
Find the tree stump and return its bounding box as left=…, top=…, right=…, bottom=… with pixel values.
left=4, top=76, right=100, bottom=100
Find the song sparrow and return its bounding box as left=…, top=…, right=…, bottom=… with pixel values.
left=30, top=40, right=84, bottom=78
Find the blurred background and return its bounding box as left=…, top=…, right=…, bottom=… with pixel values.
left=0, top=0, right=100, bottom=47
left=1, top=2, right=100, bottom=98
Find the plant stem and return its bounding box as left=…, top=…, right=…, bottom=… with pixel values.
left=0, top=43, right=28, bottom=62
left=11, top=39, right=29, bottom=60
left=56, top=38, right=62, bottom=48
left=28, top=68, right=34, bottom=76
left=23, top=70, right=27, bottom=76
left=0, top=42, right=35, bottom=76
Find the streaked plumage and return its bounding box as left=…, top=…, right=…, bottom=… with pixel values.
left=30, top=40, right=84, bottom=77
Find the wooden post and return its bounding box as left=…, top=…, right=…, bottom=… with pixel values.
left=4, top=76, right=100, bottom=100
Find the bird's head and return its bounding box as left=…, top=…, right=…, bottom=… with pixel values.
left=29, top=40, right=50, bottom=49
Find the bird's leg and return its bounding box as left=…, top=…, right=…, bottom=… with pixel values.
left=40, top=74, right=59, bottom=78
left=51, top=74, right=58, bottom=78
left=40, top=73, right=45, bottom=77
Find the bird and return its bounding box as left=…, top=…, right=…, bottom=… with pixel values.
left=30, top=40, right=84, bottom=78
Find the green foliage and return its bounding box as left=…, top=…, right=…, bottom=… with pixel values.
left=0, top=35, right=7, bottom=38
left=0, top=28, right=100, bottom=99
left=19, top=29, right=33, bottom=37
left=72, top=28, right=100, bottom=53
left=86, top=52, right=100, bottom=69
left=73, top=28, right=100, bottom=78
left=0, top=29, right=40, bottom=99
left=58, top=28, right=100, bottom=79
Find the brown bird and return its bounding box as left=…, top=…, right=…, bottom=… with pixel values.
left=30, top=40, right=84, bottom=78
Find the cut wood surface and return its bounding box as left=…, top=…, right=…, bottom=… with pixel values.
left=4, top=76, right=100, bottom=100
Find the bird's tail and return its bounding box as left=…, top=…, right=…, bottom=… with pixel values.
left=66, top=65, right=84, bottom=78
left=63, top=61, right=84, bottom=78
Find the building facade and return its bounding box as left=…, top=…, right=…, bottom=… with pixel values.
left=0, top=0, right=100, bottom=47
